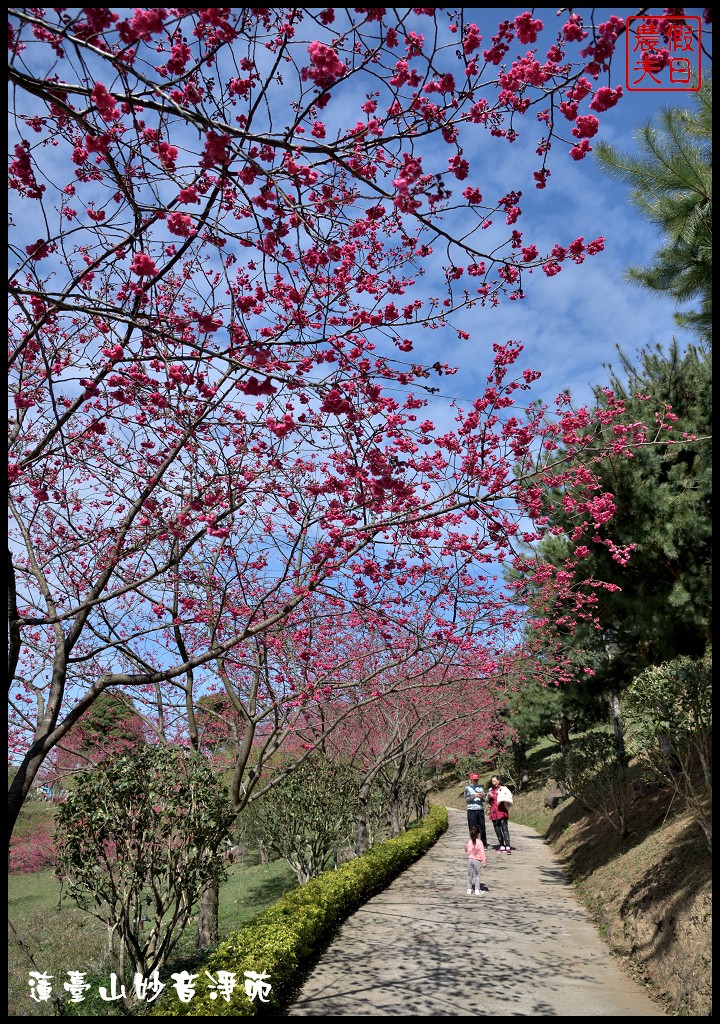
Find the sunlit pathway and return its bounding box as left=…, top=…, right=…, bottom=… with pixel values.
left=285, top=807, right=666, bottom=1017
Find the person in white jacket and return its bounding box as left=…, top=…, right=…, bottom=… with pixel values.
left=486, top=775, right=512, bottom=853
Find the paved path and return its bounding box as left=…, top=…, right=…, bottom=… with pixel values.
left=285, top=808, right=666, bottom=1017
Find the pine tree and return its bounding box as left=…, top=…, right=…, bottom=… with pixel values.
left=595, top=78, right=712, bottom=344
left=524, top=340, right=711, bottom=692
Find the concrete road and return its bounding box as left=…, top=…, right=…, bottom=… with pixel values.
left=285, top=807, right=666, bottom=1016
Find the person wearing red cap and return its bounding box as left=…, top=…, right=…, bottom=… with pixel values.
left=460, top=771, right=487, bottom=848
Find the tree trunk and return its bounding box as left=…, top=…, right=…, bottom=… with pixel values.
left=554, top=714, right=571, bottom=754
left=659, top=733, right=682, bottom=774
left=55, top=871, right=64, bottom=912
left=388, top=796, right=401, bottom=837
left=355, top=786, right=372, bottom=855
left=355, top=810, right=370, bottom=855
left=415, top=793, right=427, bottom=820
left=698, top=818, right=712, bottom=853
left=196, top=873, right=220, bottom=950
left=607, top=692, right=628, bottom=769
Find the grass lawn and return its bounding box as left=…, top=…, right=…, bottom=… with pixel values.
left=8, top=857, right=298, bottom=1016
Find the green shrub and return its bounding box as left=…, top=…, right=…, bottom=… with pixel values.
left=55, top=747, right=236, bottom=999
left=551, top=731, right=630, bottom=836
left=238, top=755, right=360, bottom=883
left=623, top=653, right=712, bottom=851
left=151, top=805, right=448, bottom=1016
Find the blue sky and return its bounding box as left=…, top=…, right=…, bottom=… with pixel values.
left=8, top=7, right=708, bottom=421
left=7, top=7, right=711, bottom=746
left=401, top=7, right=710, bottom=416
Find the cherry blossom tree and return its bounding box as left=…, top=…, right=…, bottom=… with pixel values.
left=172, top=587, right=509, bottom=945
left=158, top=583, right=506, bottom=806
left=296, top=658, right=512, bottom=851
left=9, top=8, right=673, bottom=846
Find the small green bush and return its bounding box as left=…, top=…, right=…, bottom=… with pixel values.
left=623, top=653, right=712, bottom=851
left=55, top=747, right=235, bottom=993
left=151, top=806, right=448, bottom=1016
left=551, top=731, right=629, bottom=836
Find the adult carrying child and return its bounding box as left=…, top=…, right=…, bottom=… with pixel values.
left=486, top=775, right=513, bottom=854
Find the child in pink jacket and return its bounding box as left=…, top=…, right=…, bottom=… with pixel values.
left=465, top=825, right=487, bottom=895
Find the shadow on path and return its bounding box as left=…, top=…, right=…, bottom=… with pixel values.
left=284, top=808, right=667, bottom=1017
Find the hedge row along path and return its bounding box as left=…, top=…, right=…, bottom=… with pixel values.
left=285, top=807, right=666, bottom=1017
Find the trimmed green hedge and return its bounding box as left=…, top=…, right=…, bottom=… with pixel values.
left=151, top=805, right=448, bottom=1016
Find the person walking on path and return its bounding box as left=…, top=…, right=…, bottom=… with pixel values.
left=465, top=824, right=487, bottom=895
left=286, top=808, right=668, bottom=1017
left=460, top=772, right=488, bottom=848
left=487, top=774, right=512, bottom=854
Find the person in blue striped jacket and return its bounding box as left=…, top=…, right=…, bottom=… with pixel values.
left=460, top=772, right=487, bottom=849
